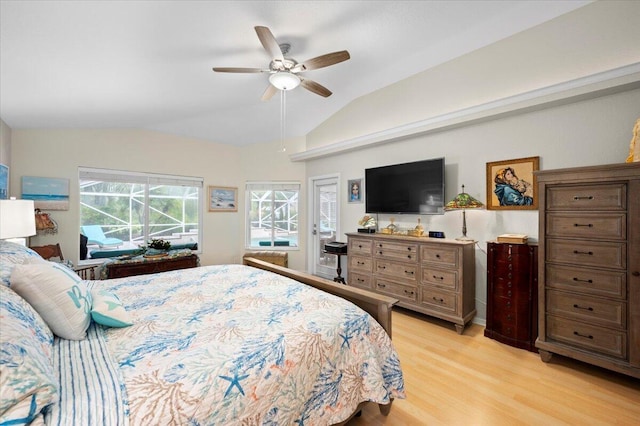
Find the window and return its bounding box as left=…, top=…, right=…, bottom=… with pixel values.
left=246, top=182, right=300, bottom=249
left=79, top=168, right=203, bottom=255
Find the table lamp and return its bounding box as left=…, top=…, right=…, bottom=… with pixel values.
left=0, top=198, right=36, bottom=246
left=445, top=185, right=484, bottom=241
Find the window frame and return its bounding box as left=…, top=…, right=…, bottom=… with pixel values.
left=245, top=181, right=300, bottom=250
left=78, top=167, right=204, bottom=255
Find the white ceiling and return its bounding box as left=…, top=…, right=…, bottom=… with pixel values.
left=0, top=1, right=590, bottom=146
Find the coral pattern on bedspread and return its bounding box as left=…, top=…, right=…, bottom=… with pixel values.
left=94, top=264, right=405, bottom=425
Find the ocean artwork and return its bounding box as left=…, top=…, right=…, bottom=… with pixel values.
left=0, top=164, right=7, bottom=199
left=208, top=186, right=237, bottom=212
left=22, top=176, right=70, bottom=210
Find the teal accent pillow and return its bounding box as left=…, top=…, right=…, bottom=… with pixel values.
left=90, top=289, right=132, bottom=328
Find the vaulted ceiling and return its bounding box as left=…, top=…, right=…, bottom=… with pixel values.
left=0, top=1, right=589, bottom=146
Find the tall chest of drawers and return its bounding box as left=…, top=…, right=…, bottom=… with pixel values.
left=485, top=242, right=538, bottom=352
left=347, top=233, right=476, bottom=334
left=536, top=163, right=640, bottom=378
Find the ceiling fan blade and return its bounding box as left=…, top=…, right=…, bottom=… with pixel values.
left=300, top=78, right=332, bottom=97
left=261, top=84, right=278, bottom=101
left=293, top=50, right=350, bottom=72
left=212, top=67, right=264, bottom=73
left=255, top=26, right=284, bottom=61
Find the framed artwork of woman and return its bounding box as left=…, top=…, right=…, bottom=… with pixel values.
left=486, top=156, right=539, bottom=210
left=348, top=178, right=363, bottom=203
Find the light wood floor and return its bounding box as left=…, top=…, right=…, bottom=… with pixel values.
left=347, top=308, right=640, bottom=426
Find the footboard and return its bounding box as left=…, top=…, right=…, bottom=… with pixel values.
left=243, top=257, right=398, bottom=338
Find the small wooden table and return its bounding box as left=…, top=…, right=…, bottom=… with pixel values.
left=102, top=250, right=199, bottom=279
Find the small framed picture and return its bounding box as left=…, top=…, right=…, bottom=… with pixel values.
left=348, top=178, right=363, bottom=203
left=208, top=186, right=238, bottom=212
left=486, top=156, right=539, bottom=210
left=0, top=164, right=8, bottom=199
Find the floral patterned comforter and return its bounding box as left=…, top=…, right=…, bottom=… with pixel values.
left=58, top=264, right=405, bottom=425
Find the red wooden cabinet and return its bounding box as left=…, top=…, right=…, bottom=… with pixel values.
left=485, top=242, right=538, bottom=352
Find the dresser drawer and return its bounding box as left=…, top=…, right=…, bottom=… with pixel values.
left=374, top=278, right=417, bottom=302
left=546, top=316, right=626, bottom=359
left=546, top=184, right=626, bottom=211
left=374, top=240, right=418, bottom=254
left=420, top=245, right=458, bottom=268
left=348, top=272, right=372, bottom=290
left=546, top=264, right=626, bottom=298
left=546, top=213, right=626, bottom=240
left=421, top=266, right=457, bottom=290
left=419, top=287, right=458, bottom=315
left=546, top=238, right=626, bottom=269
left=546, top=290, right=626, bottom=329
left=373, top=246, right=418, bottom=262
left=375, top=260, right=417, bottom=281
left=349, top=238, right=372, bottom=255
left=349, top=255, right=372, bottom=272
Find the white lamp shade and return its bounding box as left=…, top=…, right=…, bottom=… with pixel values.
left=0, top=199, right=36, bottom=239
left=269, top=72, right=301, bottom=90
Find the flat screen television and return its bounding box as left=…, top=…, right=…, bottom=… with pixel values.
left=365, top=157, right=445, bottom=214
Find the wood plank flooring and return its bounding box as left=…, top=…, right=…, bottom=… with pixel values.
left=347, top=308, right=640, bottom=425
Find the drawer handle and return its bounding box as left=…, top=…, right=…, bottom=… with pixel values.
left=432, top=275, right=444, bottom=281
left=378, top=265, right=386, bottom=270
left=405, top=270, right=414, bottom=275
left=573, top=277, right=593, bottom=284
left=573, top=331, right=594, bottom=339
left=432, top=297, right=445, bottom=304
left=357, top=278, right=365, bottom=283
left=573, top=223, right=594, bottom=228
left=377, top=283, right=386, bottom=288
left=407, top=247, right=413, bottom=251
left=407, top=254, right=413, bottom=260
left=573, top=196, right=594, bottom=201
left=358, top=244, right=363, bottom=249
left=435, top=254, right=441, bottom=258
left=573, top=304, right=594, bottom=312
left=378, top=251, right=383, bottom=255
left=404, top=290, right=415, bottom=296
left=357, top=261, right=365, bottom=265
left=573, top=250, right=593, bottom=256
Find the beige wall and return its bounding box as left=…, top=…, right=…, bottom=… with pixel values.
left=8, top=129, right=305, bottom=269
left=0, top=118, right=10, bottom=169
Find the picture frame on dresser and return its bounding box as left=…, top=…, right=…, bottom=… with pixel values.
left=486, top=156, right=539, bottom=210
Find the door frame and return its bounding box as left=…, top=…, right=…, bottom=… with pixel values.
left=307, top=173, right=340, bottom=277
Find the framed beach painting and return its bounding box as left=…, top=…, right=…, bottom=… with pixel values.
left=486, top=156, right=539, bottom=210
left=21, top=176, right=70, bottom=210
left=208, top=186, right=238, bottom=212
left=348, top=178, right=363, bottom=203
left=0, top=164, right=8, bottom=199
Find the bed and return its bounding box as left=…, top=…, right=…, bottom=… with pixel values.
left=0, top=241, right=405, bottom=425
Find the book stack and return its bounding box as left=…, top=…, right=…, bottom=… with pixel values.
left=497, top=233, right=528, bottom=244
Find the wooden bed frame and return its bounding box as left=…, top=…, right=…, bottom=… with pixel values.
left=243, top=257, right=399, bottom=421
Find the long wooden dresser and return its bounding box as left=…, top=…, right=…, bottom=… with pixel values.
left=536, top=162, right=640, bottom=378
left=347, top=233, right=475, bottom=334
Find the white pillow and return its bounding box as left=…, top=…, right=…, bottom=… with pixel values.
left=91, top=289, right=132, bottom=328
left=10, top=262, right=92, bottom=340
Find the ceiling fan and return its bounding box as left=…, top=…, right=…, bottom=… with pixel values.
left=212, top=26, right=350, bottom=101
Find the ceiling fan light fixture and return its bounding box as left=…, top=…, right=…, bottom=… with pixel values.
left=269, top=71, right=301, bottom=91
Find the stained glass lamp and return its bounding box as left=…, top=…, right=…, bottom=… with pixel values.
left=444, top=185, right=484, bottom=241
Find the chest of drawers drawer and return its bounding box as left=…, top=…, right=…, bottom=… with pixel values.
left=374, top=241, right=418, bottom=262
left=546, top=238, right=626, bottom=269
left=348, top=272, right=372, bottom=290
left=546, top=290, right=626, bottom=329
left=421, top=266, right=457, bottom=290
left=546, top=213, right=626, bottom=240
left=546, top=316, right=626, bottom=359
left=419, top=287, right=458, bottom=315
left=375, top=260, right=417, bottom=281
left=545, top=264, right=626, bottom=298
left=374, top=277, right=417, bottom=302
left=349, top=255, right=372, bottom=272
left=420, top=245, right=459, bottom=268
left=546, top=184, right=626, bottom=210
left=349, top=238, right=372, bottom=255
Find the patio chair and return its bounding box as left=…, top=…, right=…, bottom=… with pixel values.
left=81, top=225, right=123, bottom=248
